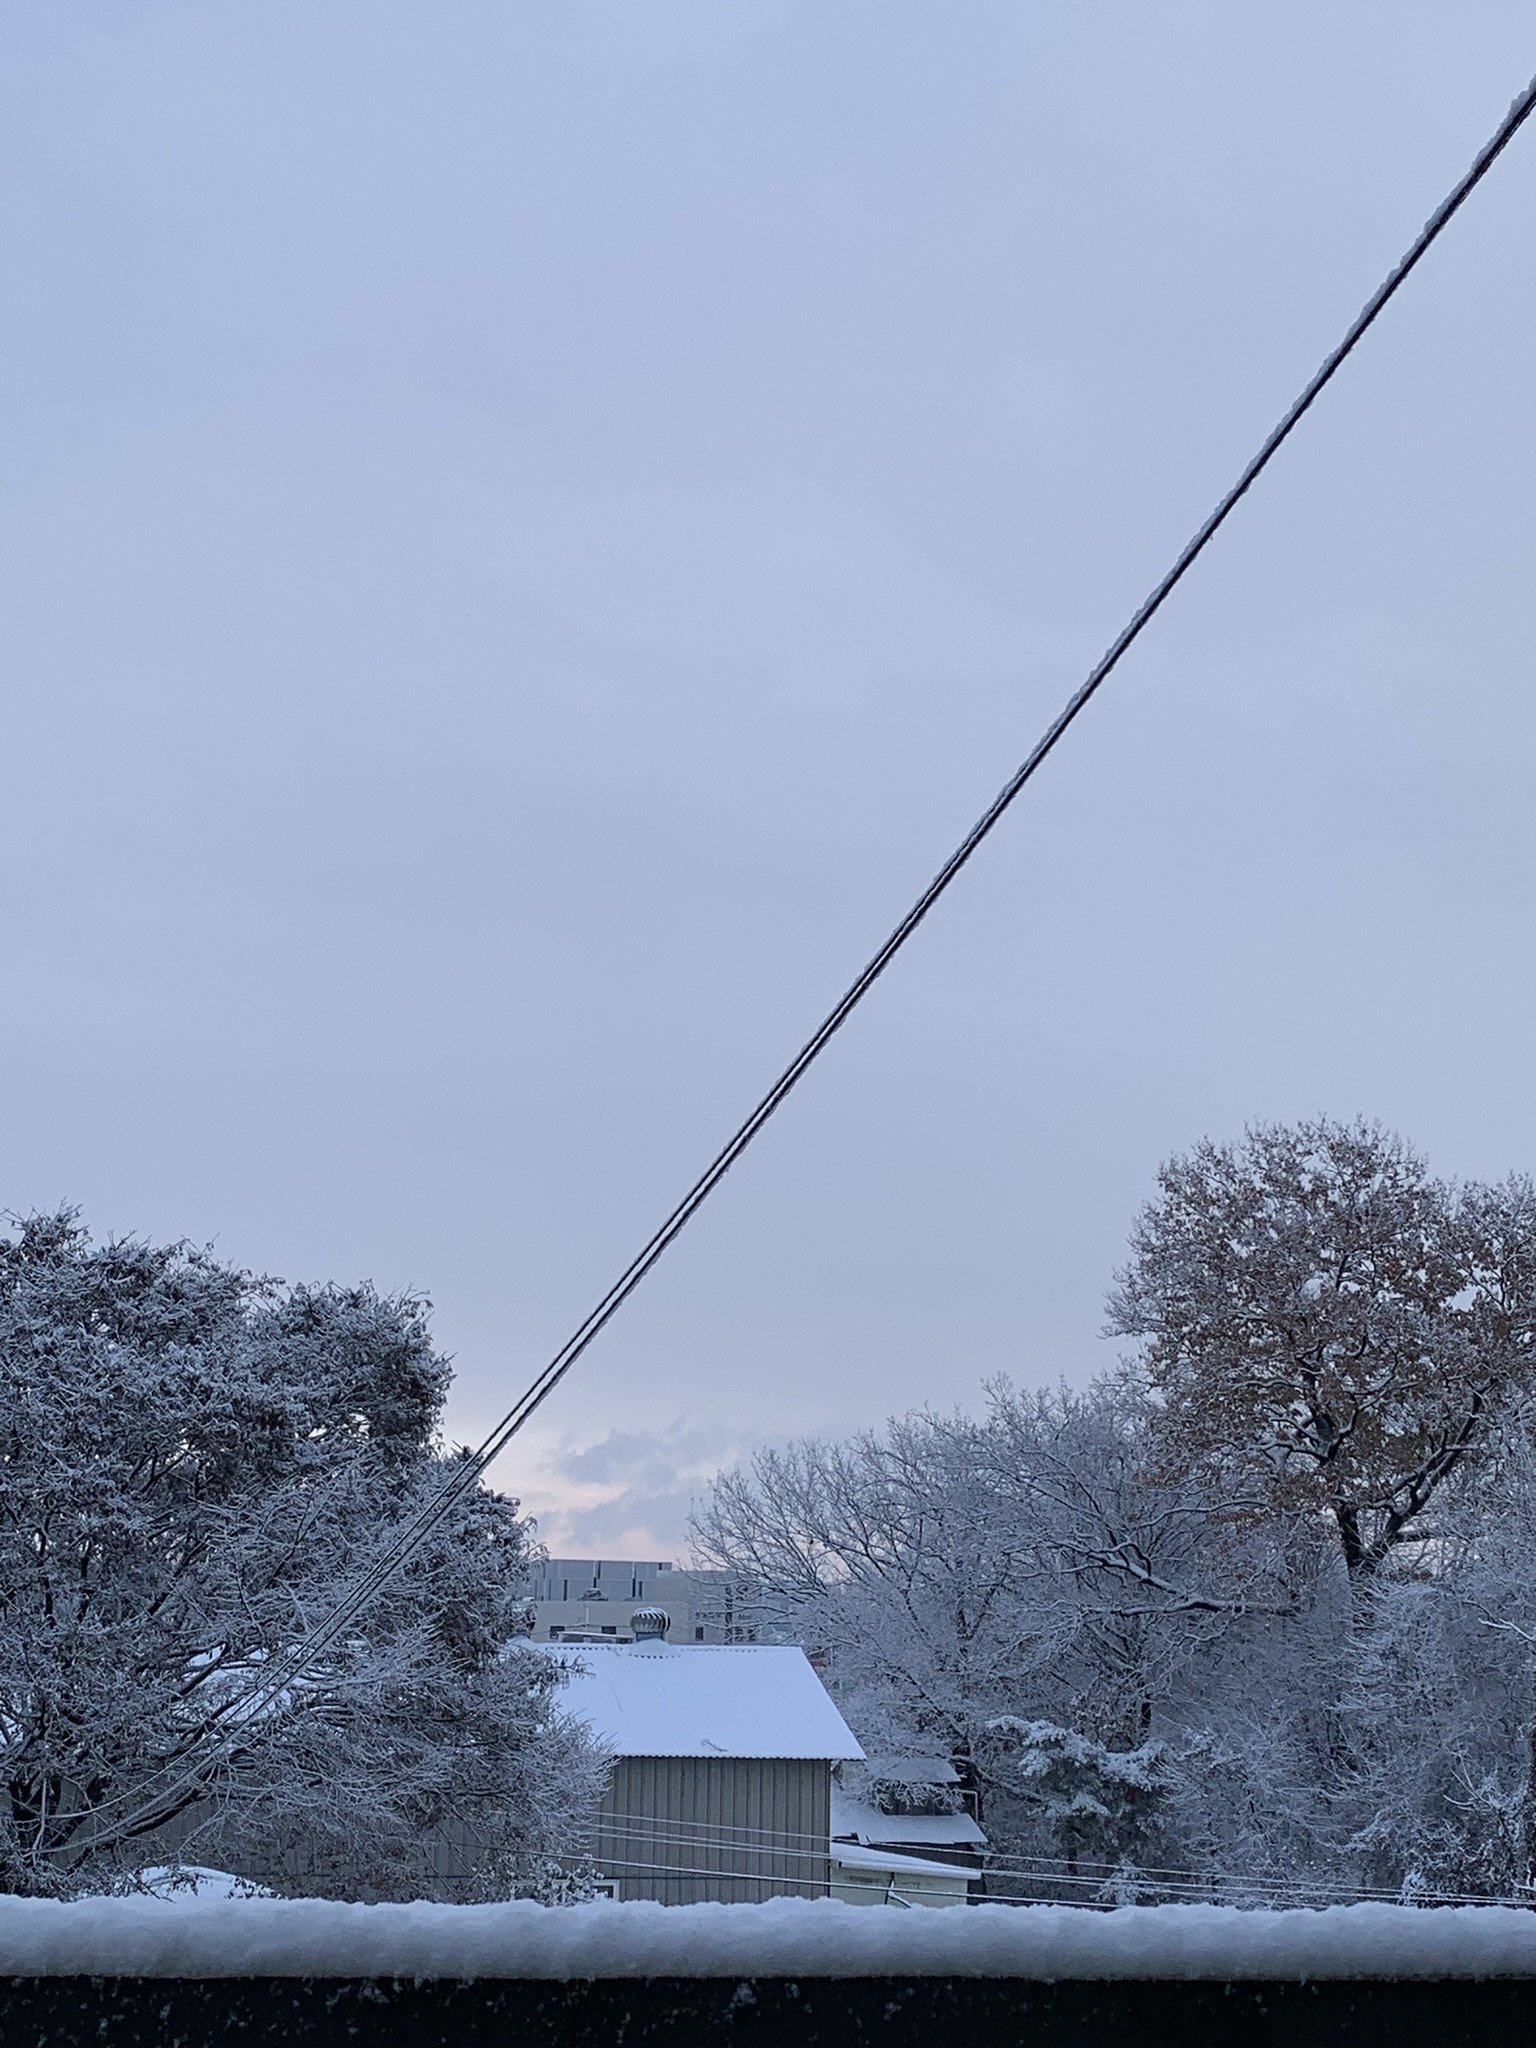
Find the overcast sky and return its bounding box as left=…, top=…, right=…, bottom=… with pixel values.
left=4, top=4, right=1533, bottom=1556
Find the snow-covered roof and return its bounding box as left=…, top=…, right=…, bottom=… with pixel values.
left=541, top=1642, right=864, bottom=1761
left=831, top=1843, right=976, bottom=1881
left=831, top=1788, right=986, bottom=1851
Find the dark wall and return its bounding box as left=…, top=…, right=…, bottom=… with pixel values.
left=3, top=1976, right=1532, bottom=2047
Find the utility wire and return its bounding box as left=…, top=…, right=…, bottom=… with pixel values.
left=585, top=1813, right=1532, bottom=1910
left=209, top=1830, right=1536, bottom=1915
left=480, top=1803, right=1534, bottom=1910
left=72, top=67, right=1536, bottom=1862
left=200, top=1800, right=1536, bottom=1912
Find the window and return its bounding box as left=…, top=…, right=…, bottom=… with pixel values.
left=601, top=1625, right=617, bottom=1635
left=694, top=1626, right=705, bottom=1641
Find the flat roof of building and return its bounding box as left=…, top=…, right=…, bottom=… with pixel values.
left=832, top=1788, right=987, bottom=1851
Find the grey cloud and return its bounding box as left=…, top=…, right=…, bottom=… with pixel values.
left=516, top=1421, right=757, bottom=1559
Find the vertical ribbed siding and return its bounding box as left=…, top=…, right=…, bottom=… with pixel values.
left=594, top=1757, right=830, bottom=1904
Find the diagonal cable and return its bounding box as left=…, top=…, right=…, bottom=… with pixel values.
left=72, top=67, right=1536, bottom=1860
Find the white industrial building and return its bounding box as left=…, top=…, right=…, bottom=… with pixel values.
left=526, top=1557, right=787, bottom=1646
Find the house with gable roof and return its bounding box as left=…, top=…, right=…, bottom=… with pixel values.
left=543, top=1605, right=862, bottom=1903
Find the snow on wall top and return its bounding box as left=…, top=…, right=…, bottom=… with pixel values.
left=4, top=1898, right=1536, bottom=1980
left=542, top=1643, right=864, bottom=1761
left=829, top=1843, right=977, bottom=1880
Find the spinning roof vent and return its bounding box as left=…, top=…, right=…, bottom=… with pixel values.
left=630, top=1605, right=671, bottom=1641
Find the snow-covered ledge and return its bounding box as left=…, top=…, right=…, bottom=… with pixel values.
left=1, top=1898, right=1535, bottom=1980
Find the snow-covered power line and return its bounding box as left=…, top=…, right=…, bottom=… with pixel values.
left=69, top=65, right=1536, bottom=1865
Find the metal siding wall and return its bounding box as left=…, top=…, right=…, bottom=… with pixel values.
left=594, top=1756, right=830, bottom=1904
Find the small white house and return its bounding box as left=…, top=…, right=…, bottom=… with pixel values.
left=543, top=1609, right=864, bottom=1904
left=829, top=1755, right=986, bottom=1908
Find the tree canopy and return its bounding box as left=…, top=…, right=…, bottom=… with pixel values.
left=1107, top=1117, right=1536, bottom=1573
left=697, top=1120, right=1536, bottom=1904
left=0, top=1211, right=598, bottom=1898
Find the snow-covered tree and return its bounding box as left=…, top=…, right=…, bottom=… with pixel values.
left=1108, top=1118, right=1536, bottom=1576
left=0, top=1211, right=600, bottom=1898
left=697, top=1119, right=1536, bottom=1904
left=981, top=1720, right=1172, bottom=1899
left=1327, top=1420, right=1536, bottom=1901
left=693, top=1379, right=1285, bottom=1883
